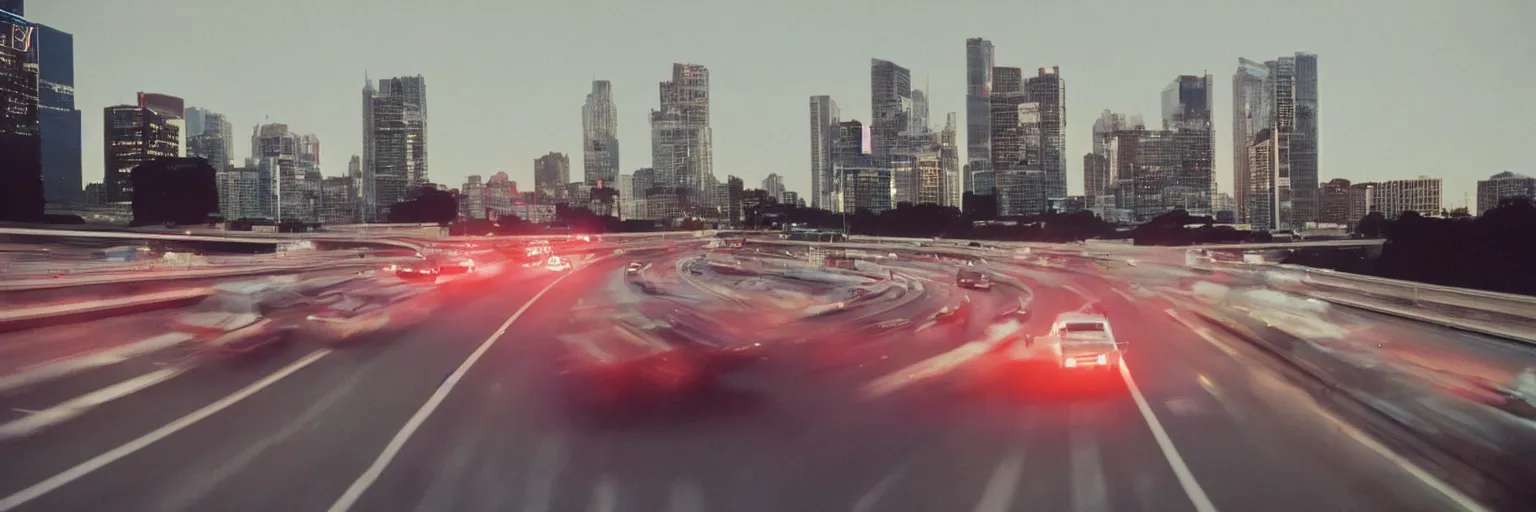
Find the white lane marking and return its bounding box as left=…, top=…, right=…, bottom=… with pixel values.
left=157, top=367, right=362, bottom=511
left=327, top=266, right=586, bottom=512
left=851, top=461, right=911, bottom=512
left=1118, top=363, right=1218, bottom=512
left=1063, top=284, right=1093, bottom=299
left=0, top=366, right=185, bottom=440
left=1111, top=287, right=1137, bottom=303
left=971, top=448, right=1026, bottom=512
left=1164, top=309, right=1239, bottom=357
left=1069, top=407, right=1108, bottom=512
left=0, top=332, right=195, bottom=393
left=1331, top=413, right=1490, bottom=512
left=0, top=349, right=330, bottom=512
left=588, top=475, right=617, bottom=512
left=667, top=478, right=705, bottom=512
left=521, top=436, right=567, bottom=512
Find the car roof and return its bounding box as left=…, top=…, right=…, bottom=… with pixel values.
left=1053, top=312, right=1108, bottom=324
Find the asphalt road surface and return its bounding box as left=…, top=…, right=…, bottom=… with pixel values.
left=0, top=251, right=1491, bottom=511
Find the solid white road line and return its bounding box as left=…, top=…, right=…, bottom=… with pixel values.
left=971, top=448, right=1026, bottom=512
left=0, top=349, right=330, bottom=512
left=0, top=332, right=195, bottom=393
left=1118, top=363, right=1219, bottom=512
left=1069, top=407, right=1109, bottom=512
left=327, top=266, right=586, bottom=512
left=0, top=366, right=185, bottom=441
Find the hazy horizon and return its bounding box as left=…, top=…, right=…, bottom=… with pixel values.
left=32, top=0, right=1533, bottom=209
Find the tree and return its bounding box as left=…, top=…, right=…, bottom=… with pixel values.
left=1356, top=211, right=1388, bottom=238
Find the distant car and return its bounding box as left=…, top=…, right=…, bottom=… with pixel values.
left=626, top=261, right=644, bottom=275
left=546, top=256, right=573, bottom=272
left=967, top=241, right=983, bottom=248
left=169, top=279, right=328, bottom=353
left=956, top=268, right=991, bottom=290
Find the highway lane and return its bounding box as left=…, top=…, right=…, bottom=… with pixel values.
left=0, top=264, right=573, bottom=511
left=0, top=246, right=1499, bottom=511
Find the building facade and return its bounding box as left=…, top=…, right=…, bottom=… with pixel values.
left=808, top=95, right=838, bottom=210
left=362, top=74, right=428, bottom=222
left=650, top=63, right=713, bottom=215
left=534, top=152, right=570, bottom=203
left=1476, top=171, right=1535, bottom=214
left=103, top=105, right=178, bottom=204
left=0, top=9, right=40, bottom=220
left=583, top=80, right=620, bottom=189
left=35, top=23, right=77, bottom=205
left=1317, top=178, right=1352, bottom=225
left=1373, top=177, right=1441, bottom=219
left=870, top=59, right=911, bottom=163
left=1234, top=54, right=1319, bottom=229
left=965, top=37, right=994, bottom=194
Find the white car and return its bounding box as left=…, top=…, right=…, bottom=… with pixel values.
left=546, top=256, right=573, bottom=272
left=1043, top=313, right=1126, bottom=372
left=626, top=261, right=644, bottom=275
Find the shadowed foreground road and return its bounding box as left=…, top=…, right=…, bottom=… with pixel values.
left=0, top=253, right=1489, bottom=511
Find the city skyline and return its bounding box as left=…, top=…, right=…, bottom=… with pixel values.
left=26, top=0, right=1531, bottom=210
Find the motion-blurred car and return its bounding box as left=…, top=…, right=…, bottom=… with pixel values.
left=1041, top=313, right=1126, bottom=374
left=169, top=279, right=334, bottom=353
left=625, top=261, right=644, bottom=276
left=301, top=283, right=437, bottom=342
left=957, top=268, right=992, bottom=290
left=545, top=256, right=573, bottom=272
left=556, top=319, right=716, bottom=412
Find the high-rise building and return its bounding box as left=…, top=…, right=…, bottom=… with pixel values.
left=1162, top=74, right=1215, bottom=215
left=318, top=175, right=357, bottom=224
left=869, top=59, right=911, bottom=162
left=829, top=120, right=867, bottom=214
left=1235, top=53, right=1319, bottom=229
left=1083, top=153, right=1109, bottom=206
left=186, top=109, right=232, bottom=174
left=103, top=105, right=178, bottom=204
left=838, top=159, right=893, bottom=214
left=808, top=95, right=838, bottom=210
left=34, top=23, right=76, bottom=205
left=534, top=152, right=570, bottom=203
left=1025, top=67, right=1067, bottom=200
left=0, top=9, right=40, bottom=221
left=1346, top=182, right=1375, bottom=226
left=251, top=123, right=301, bottom=220
left=965, top=38, right=995, bottom=196
left=993, top=67, right=1023, bottom=96
left=762, top=173, right=784, bottom=201
left=1318, top=178, right=1352, bottom=225
left=219, top=165, right=264, bottom=220
left=910, top=89, right=928, bottom=133
left=137, top=93, right=184, bottom=157
left=583, top=80, right=620, bottom=188
left=940, top=113, right=961, bottom=208
left=651, top=63, right=713, bottom=215
left=781, top=191, right=801, bottom=208
left=1476, top=172, right=1536, bottom=215
left=1231, top=59, right=1268, bottom=223
left=726, top=175, right=744, bottom=224
left=361, top=74, right=427, bottom=222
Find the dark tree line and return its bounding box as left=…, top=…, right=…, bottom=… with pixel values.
left=1287, top=197, right=1536, bottom=296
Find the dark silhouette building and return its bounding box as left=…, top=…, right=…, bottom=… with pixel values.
left=130, top=158, right=218, bottom=226
left=104, top=104, right=179, bottom=203
left=36, top=23, right=76, bottom=204
left=0, top=9, right=42, bottom=222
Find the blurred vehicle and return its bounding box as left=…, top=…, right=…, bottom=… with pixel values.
left=998, top=297, right=1033, bottom=322
left=1040, top=313, right=1126, bottom=374
left=933, top=295, right=973, bottom=324
left=556, top=318, right=716, bottom=412
left=957, top=268, right=992, bottom=290
left=653, top=307, right=768, bottom=371
left=967, top=241, right=983, bottom=248
left=302, top=283, right=437, bottom=342
left=169, top=279, right=335, bottom=353
left=394, top=262, right=440, bottom=282
left=545, top=256, right=573, bottom=272
left=626, top=261, right=644, bottom=276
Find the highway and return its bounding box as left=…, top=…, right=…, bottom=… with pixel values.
left=0, top=241, right=1524, bottom=511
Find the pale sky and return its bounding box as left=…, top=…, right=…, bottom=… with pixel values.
left=33, top=0, right=1535, bottom=209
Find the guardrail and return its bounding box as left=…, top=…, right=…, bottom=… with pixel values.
left=0, top=256, right=418, bottom=293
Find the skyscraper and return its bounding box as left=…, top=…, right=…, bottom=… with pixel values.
left=103, top=105, right=178, bottom=204
left=870, top=59, right=912, bottom=162
left=808, top=95, right=839, bottom=210
left=1163, top=74, right=1215, bottom=214
left=1231, top=58, right=1268, bottom=223
left=940, top=113, right=961, bottom=208
left=35, top=23, right=77, bottom=205
left=650, top=63, right=713, bottom=215
left=1025, top=67, right=1067, bottom=200
left=137, top=92, right=185, bottom=157
left=582, top=80, right=620, bottom=188
left=362, top=74, right=428, bottom=221
left=910, top=89, right=928, bottom=133
left=965, top=37, right=994, bottom=194
left=1235, top=54, right=1319, bottom=230
left=534, top=152, right=570, bottom=203
left=762, top=173, right=784, bottom=201
left=0, top=9, right=40, bottom=220
left=251, top=123, right=300, bottom=220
